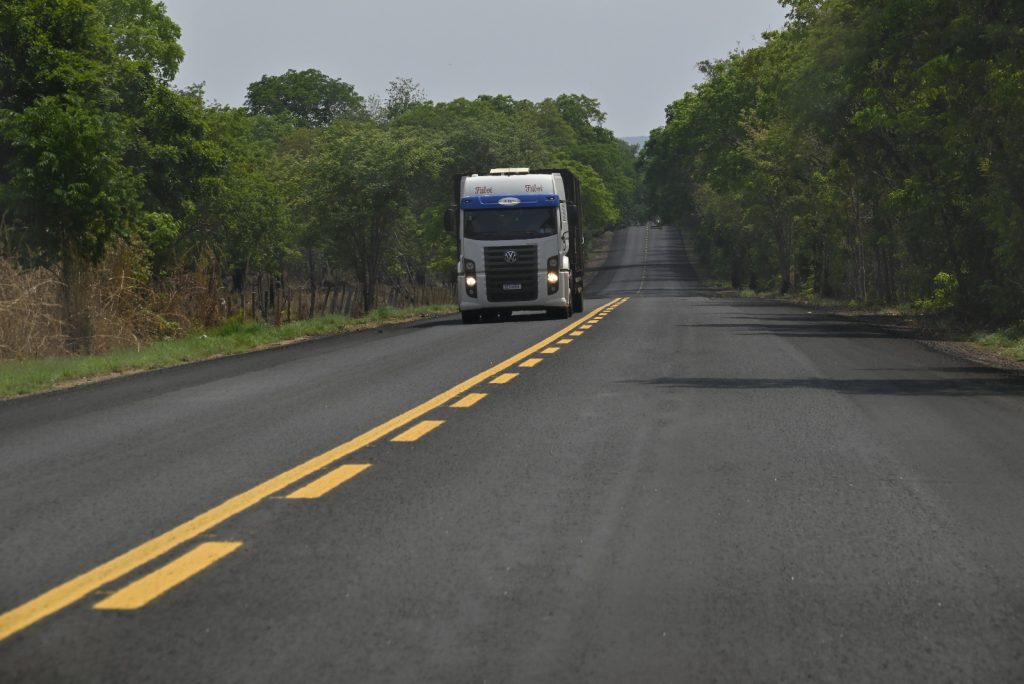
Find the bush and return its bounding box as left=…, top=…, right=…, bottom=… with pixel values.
left=913, top=272, right=959, bottom=314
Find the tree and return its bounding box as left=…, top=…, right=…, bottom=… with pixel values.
left=185, top=107, right=294, bottom=288
left=308, top=122, right=447, bottom=311
left=553, top=158, right=619, bottom=238
left=245, top=69, right=364, bottom=127
left=379, top=77, right=428, bottom=123
left=642, top=0, right=1024, bottom=319
left=0, top=0, right=196, bottom=350
left=549, top=94, right=640, bottom=227
left=553, top=94, right=607, bottom=138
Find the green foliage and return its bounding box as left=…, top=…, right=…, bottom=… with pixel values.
left=552, top=158, right=619, bottom=237
left=642, top=0, right=1024, bottom=320
left=305, top=121, right=448, bottom=309
left=974, top=322, right=1024, bottom=362
left=380, top=77, right=429, bottom=122
left=1, top=93, right=141, bottom=262
left=245, top=68, right=364, bottom=127
left=197, top=107, right=295, bottom=272
left=914, top=272, right=959, bottom=314
left=98, top=0, right=184, bottom=81
left=0, top=0, right=214, bottom=350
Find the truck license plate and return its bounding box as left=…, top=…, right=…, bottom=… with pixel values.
left=503, top=283, right=522, bottom=291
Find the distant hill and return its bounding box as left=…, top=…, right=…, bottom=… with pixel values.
left=620, top=136, right=649, bottom=147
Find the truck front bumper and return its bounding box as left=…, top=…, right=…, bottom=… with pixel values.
left=458, top=272, right=570, bottom=311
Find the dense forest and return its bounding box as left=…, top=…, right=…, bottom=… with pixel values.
left=0, top=0, right=640, bottom=357
left=642, top=0, right=1024, bottom=322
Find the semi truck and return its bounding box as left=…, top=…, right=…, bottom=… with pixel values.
left=444, top=168, right=585, bottom=324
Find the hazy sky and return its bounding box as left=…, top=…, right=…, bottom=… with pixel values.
left=160, top=0, right=789, bottom=137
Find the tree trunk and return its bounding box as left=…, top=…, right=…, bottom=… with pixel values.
left=307, top=248, right=317, bottom=319
left=59, top=244, right=93, bottom=353
left=362, top=273, right=376, bottom=313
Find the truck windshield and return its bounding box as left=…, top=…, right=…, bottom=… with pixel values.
left=464, top=208, right=557, bottom=240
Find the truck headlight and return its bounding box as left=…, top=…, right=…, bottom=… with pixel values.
left=466, top=275, right=477, bottom=288
left=547, top=255, right=560, bottom=294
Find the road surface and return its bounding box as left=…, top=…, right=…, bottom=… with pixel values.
left=2, top=225, right=1024, bottom=682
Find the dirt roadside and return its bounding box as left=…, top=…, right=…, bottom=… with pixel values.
left=583, top=230, right=615, bottom=289
left=675, top=226, right=1024, bottom=375
left=808, top=308, right=1024, bottom=374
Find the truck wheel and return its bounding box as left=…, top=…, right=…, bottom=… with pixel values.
left=461, top=311, right=478, bottom=324
left=572, top=288, right=584, bottom=313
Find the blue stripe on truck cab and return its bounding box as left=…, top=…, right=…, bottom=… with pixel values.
left=460, top=194, right=561, bottom=209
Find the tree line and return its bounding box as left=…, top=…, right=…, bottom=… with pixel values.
left=641, top=0, right=1024, bottom=321
left=0, top=0, right=641, bottom=354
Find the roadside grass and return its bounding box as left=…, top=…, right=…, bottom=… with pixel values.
left=974, top=323, right=1024, bottom=362
left=719, top=285, right=1024, bottom=364
left=0, top=304, right=456, bottom=399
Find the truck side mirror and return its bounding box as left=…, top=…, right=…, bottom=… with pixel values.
left=443, top=206, right=456, bottom=233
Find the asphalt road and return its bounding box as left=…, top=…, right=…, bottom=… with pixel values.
left=2, top=225, right=1024, bottom=682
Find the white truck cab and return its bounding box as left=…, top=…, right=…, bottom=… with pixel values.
left=445, top=168, right=585, bottom=323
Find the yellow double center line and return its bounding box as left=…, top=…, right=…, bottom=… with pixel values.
left=0, top=297, right=625, bottom=642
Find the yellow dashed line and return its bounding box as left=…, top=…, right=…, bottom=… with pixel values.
left=392, top=420, right=445, bottom=442
left=557, top=339, right=574, bottom=345
left=287, top=464, right=371, bottom=499
left=520, top=358, right=543, bottom=368
left=570, top=331, right=584, bottom=337
left=94, top=542, right=241, bottom=611
left=451, top=393, right=487, bottom=408
left=0, top=297, right=623, bottom=642
left=490, top=373, right=518, bottom=385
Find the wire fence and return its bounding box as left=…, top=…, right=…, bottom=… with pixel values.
left=229, top=276, right=457, bottom=324
left=0, top=256, right=456, bottom=360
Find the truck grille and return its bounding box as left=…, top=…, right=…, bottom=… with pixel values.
left=484, top=245, right=538, bottom=302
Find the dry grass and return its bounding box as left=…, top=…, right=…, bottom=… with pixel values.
left=0, top=242, right=217, bottom=360
left=0, top=241, right=456, bottom=361
left=0, top=259, right=64, bottom=358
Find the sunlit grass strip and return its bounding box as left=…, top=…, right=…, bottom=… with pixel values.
left=0, top=305, right=456, bottom=400
left=974, top=323, right=1024, bottom=362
